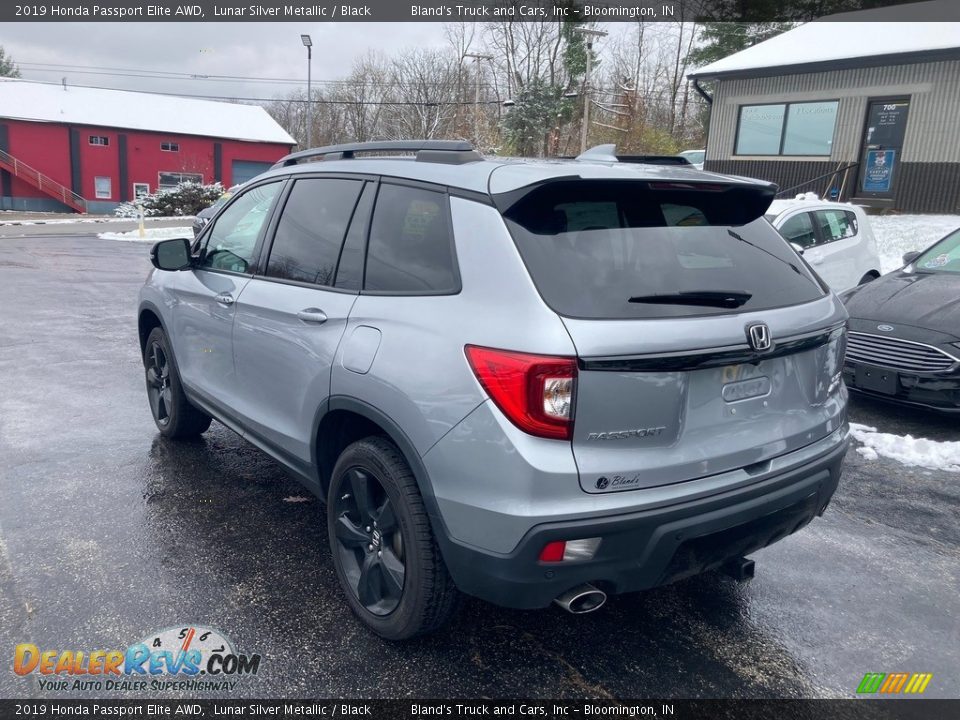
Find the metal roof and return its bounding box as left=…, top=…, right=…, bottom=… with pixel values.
left=0, top=79, right=295, bottom=145
left=689, top=2, right=960, bottom=80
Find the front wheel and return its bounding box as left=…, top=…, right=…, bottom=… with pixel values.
left=143, top=327, right=212, bottom=439
left=327, top=437, right=458, bottom=640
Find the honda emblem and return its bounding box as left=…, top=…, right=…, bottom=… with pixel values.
left=746, top=323, right=772, bottom=352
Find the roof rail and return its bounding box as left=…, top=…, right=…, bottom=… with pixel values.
left=572, top=144, right=693, bottom=167
left=272, top=140, right=482, bottom=169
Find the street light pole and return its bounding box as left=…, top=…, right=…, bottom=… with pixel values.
left=463, top=53, right=492, bottom=147
left=574, top=27, right=607, bottom=154
left=301, top=34, right=313, bottom=148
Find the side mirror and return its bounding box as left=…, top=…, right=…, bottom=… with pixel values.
left=902, top=251, right=921, bottom=266
left=790, top=242, right=805, bottom=255
left=150, top=238, right=192, bottom=271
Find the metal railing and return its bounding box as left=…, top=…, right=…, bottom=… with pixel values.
left=775, top=162, right=859, bottom=200
left=0, top=148, right=87, bottom=212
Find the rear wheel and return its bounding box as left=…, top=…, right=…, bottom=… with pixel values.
left=143, top=327, right=212, bottom=439
left=327, top=437, right=458, bottom=639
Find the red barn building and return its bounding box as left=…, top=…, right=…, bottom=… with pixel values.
left=0, top=79, right=296, bottom=213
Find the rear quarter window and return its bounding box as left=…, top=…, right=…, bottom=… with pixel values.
left=364, top=184, right=459, bottom=294
left=501, top=180, right=826, bottom=319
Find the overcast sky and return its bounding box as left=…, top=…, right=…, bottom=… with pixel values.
left=3, top=23, right=454, bottom=100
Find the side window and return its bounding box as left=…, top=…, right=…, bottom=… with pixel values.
left=364, top=184, right=458, bottom=294
left=201, top=182, right=281, bottom=274
left=266, top=178, right=363, bottom=286
left=335, top=182, right=376, bottom=291
left=814, top=209, right=857, bottom=244
left=778, top=212, right=817, bottom=249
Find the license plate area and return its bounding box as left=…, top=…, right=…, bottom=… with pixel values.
left=855, top=364, right=898, bottom=395
left=721, top=364, right=771, bottom=403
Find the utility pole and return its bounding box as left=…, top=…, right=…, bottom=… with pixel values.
left=574, top=27, right=607, bottom=154
left=463, top=53, right=492, bottom=147
left=301, top=34, right=313, bottom=148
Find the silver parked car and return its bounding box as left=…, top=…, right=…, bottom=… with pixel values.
left=139, top=141, right=849, bottom=639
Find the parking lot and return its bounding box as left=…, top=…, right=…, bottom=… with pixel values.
left=1, top=230, right=958, bottom=699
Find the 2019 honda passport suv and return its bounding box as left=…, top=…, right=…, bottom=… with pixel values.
left=138, top=141, right=850, bottom=639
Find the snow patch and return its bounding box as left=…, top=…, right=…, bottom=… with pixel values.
left=850, top=423, right=960, bottom=472
left=282, top=496, right=311, bottom=503
left=98, top=226, right=193, bottom=243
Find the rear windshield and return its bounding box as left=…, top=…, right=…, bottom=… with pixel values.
left=501, top=181, right=826, bottom=319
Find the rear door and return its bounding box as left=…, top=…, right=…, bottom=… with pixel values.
left=807, top=208, right=862, bottom=291
left=501, top=180, right=847, bottom=494
left=230, top=177, right=373, bottom=468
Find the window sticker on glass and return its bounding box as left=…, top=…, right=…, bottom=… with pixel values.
left=556, top=201, right=620, bottom=231
left=662, top=204, right=708, bottom=227
left=924, top=254, right=950, bottom=269
left=403, top=200, right=441, bottom=238
left=825, top=213, right=842, bottom=239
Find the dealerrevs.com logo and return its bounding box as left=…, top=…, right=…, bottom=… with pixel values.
left=13, top=626, right=261, bottom=693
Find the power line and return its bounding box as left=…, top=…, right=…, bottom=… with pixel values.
left=19, top=78, right=503, bottom=107
left=17, top=60, right=503, bottom=91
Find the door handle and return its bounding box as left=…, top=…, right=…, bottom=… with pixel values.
left=297, top=308, right=328, bottom=324
left=215, top=293, right=234, bottom=305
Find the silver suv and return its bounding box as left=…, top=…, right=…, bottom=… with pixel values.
left=139, top=141, right=849, bottom=639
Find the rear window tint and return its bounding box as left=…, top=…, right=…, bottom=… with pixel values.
left=502, top=181, right=826, bottom=319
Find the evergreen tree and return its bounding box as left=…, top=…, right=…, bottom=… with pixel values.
left=0, top=47, right=20, bottom=78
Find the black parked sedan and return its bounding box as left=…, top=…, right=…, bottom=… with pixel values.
left=841, top=226, right=960, bottom=412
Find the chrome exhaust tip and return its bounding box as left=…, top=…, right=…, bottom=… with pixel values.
left=553, top=583, right=607, bottom=614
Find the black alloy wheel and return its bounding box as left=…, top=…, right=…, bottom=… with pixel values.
left=146, top=340, right=173, bottom=427
left=333, top=466, right=406, bottom=615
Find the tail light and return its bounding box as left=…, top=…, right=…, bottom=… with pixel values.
left=464, top=345, right=577, bottom=440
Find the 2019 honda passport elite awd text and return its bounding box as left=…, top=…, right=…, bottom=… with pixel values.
left=138, top=141, right=850, bottom=639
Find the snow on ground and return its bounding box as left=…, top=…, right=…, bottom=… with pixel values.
left=98, top=226, right=193, bottom=242
left=870, top=214, right=960, bottom=274
left=0, top=216, right=194, bottom=227
left=850, top=423, right=960, bottom=472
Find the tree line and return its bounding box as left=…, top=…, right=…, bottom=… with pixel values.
left=267, top=21, right=717, bottom=157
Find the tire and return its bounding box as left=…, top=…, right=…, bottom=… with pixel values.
left=858, top=272, right=879, bottom=286
left=143, top=327, right=212, bottom=439
left=327, top=436, right=458, bottom=640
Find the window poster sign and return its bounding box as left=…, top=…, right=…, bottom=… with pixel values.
left=862, top=149, right=896, bottom=193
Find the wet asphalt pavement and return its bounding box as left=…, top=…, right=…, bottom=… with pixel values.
left=1, top=233, right=958, bottom=700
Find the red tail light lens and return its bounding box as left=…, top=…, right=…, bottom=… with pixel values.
left=465, top=345, right=577, bottom=440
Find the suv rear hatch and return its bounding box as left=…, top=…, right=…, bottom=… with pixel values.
left=498, top=177, right=847, bottom=493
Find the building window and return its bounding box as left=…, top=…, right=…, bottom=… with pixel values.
left=735, top=101, right=838, bottom=156
left=89, top=136, right=109, bottom=147
left=94, top=177, right=112, bottom=199
left=158, top=172, right=203, bottom=189
left=160, top=142, right=180, bottom=152
left=133, top=183, right=150, bottom=199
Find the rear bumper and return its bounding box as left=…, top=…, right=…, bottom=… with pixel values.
left=843, top=361, right=960, bottom=412
left=436, top=437, right=847, bottom=609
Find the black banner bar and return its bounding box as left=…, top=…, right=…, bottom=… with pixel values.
left=3, top=0, right=954, bottom=23
left=0, top=700, right=958, bottom=720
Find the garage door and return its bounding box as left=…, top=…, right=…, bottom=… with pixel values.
left=231, top=160, right=273, bottom=186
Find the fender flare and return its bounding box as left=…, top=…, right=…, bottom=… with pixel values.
left=317, top=395, right=455, bottom=547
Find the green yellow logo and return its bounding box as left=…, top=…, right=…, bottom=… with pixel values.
left=857, top=672, right=933, bottom=695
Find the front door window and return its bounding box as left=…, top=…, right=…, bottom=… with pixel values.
left=200, top=182, right=282, bottom=274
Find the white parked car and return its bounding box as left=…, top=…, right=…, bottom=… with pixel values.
left=766, top=196, right=881, bottom=293
left=678, top=149, right=705, bottom=170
